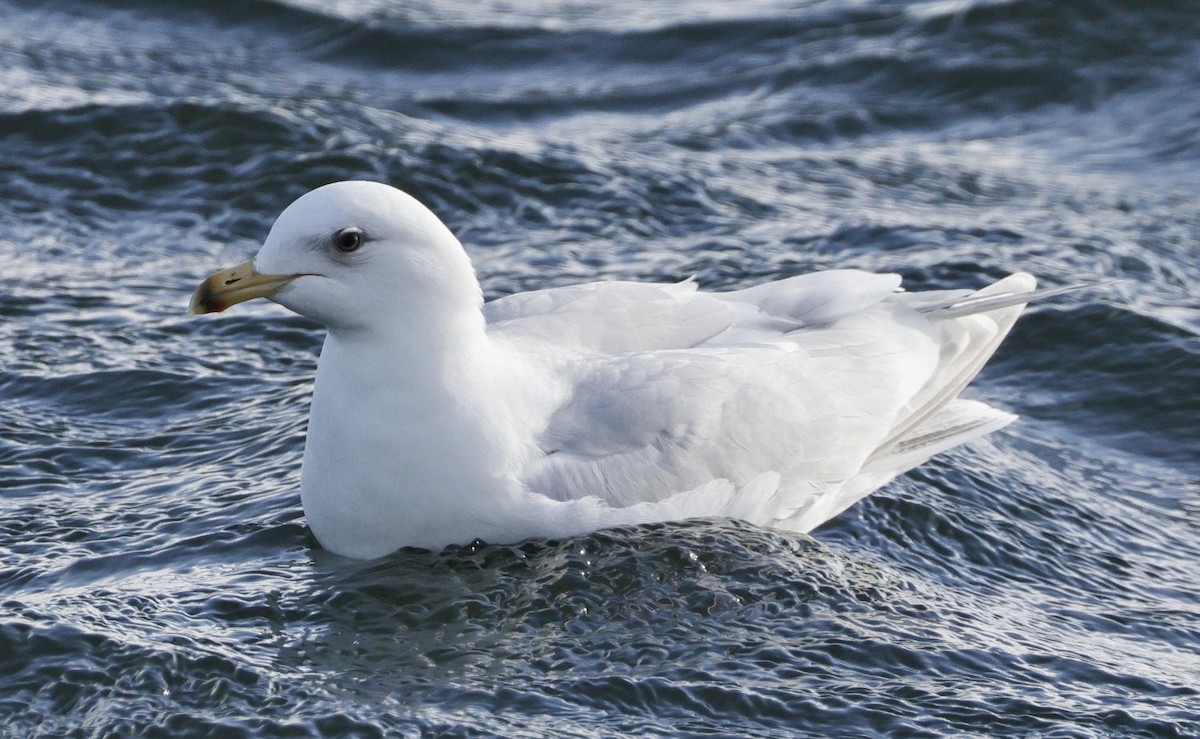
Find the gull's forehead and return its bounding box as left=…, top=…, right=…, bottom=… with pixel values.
left=272, top=181, right=425, bottom=238
left=257, top=181, right=459, bottom=275
left=279, top=184, right=370, bottom=230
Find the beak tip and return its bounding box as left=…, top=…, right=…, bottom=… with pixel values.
left=187, top=260, right=290, bottom=317
left=188, top=281, right=221, bottom=315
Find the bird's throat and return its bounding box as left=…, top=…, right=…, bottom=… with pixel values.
left=298, top=327, right=517, bottom=555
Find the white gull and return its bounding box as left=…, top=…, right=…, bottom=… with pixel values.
left=191, top=180, right=1047, bottom=559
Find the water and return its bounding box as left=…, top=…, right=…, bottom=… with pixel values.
left=2, top=0, right=1198, bottom=735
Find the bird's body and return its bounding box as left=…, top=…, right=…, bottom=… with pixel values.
left=192, top=181, right=1040, bottom=559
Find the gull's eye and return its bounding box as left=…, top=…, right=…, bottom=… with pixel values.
left=333, top=227, right=364, bottom=253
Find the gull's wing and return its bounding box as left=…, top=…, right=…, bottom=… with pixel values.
left=485, top=269, right=902, bottom=354
left=485, top=280, right=739, bottom=355
left=521, top=308, right=941, bottom=516
left=511, top=272, right=1039, bottom=530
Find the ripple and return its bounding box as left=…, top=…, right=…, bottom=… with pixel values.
left=2, top=0, right=1200, bottom=734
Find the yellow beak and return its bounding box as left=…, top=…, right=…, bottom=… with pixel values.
left=189, top=260, right=297, bottom=315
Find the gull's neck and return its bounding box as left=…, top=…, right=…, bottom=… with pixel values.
left=299, top=291, right=526, bottom=557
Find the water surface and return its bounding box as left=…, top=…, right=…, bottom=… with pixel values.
left=2, top=0, right=1198, bottom=735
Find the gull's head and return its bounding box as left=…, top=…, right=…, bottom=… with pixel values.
left=189, top=181, right=480, bottom=332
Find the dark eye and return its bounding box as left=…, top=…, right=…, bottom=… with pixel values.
left=333, top=227, right=364, bottom=253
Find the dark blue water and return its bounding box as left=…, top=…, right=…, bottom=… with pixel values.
left=2, top=0, right=1198, bottom=735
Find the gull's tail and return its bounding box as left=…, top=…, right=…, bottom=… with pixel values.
left=783, top=272, right=1104, bottom=532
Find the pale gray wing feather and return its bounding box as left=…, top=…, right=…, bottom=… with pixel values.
left=485, top=280, right=737, bottom=354
left=485, top=269, right=904, bottom=354
left=506, top=270, right=1040, bottom=530
left=523, top=309, right=942, bottom=514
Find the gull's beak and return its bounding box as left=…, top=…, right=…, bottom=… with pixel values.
left=189, top=259, right=297, bottom=315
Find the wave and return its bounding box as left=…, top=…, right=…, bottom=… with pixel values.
left=989, top=304, right=1200, bottom=465
left=49, top=0, right=1200, bottom=127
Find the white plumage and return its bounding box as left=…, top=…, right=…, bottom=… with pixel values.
left=191, top=181, right=1039, bottom=559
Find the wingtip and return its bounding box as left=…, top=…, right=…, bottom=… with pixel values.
left=919, top=274, right=1114, bottom=319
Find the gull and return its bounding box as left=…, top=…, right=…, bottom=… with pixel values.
left=191, top=180, right=1057, bottom=559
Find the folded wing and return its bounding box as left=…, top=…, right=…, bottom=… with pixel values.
left=490, top=270, right=1037, bottom=532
